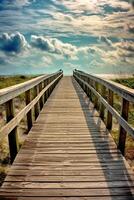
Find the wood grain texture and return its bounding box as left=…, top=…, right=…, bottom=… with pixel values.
left=0, top=76, right=134, bottom=199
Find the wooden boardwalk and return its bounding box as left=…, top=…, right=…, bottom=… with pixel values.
left=0, top=76, right=134, bottom=200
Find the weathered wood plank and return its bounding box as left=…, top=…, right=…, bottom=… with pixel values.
left=0, top=197, right=132, bottom=200
left=0, top=188, right=134, bottom=197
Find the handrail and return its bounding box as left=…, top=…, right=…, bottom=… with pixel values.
left=0, top=70, right=63, bottom=163
left=0, top=70, right=62, bottom=105
left=73, top=69, right=134, bottom=156
left=75, top=70, right=134, bottom=102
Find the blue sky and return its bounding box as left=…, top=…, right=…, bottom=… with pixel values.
left=0, top=0, right=134, bottom=75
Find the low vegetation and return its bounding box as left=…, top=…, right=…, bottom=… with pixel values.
left=0, top=75, right=38, bottom=89
left=114, top=78, right=134, bottom=89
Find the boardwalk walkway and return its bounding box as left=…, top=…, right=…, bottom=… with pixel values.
left=0, top=76, right=134, bottom=199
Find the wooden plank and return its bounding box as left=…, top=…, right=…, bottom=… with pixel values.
left=5, top=175, right=134, bottom=182
left=0, top=188, right=134, bottom=197
left=3, top=181, right=134, bottom=189
left=0, top=197, right=132, bottom=200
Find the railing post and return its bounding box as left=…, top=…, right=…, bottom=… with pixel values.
left=25, top=89, right=33, bottom=131
left=90, top=79, right=93, bottom=102
left=84, top=76, right=86, bottom=92
left=87, top=77, right=91, bottom=99
left=106, top=89, right=113, bottom=130
left=49, top=77, right=52, bottom=94
left=34, top=85, right=39, bottom=120
left=46, top=78, right=49, bottom=100
left=42, top=82, right=45, bottom=105
left=6, top=99, right=19, bottom=164
left=118, top=98, right=129, bottom=155
left=100, top=85, right=106, bottom=121
left=39, top=82, right=43, bottom=110
left=48, top=78, right=51, bottom=97
left=44, top=79, right=47, bottom=103
left=94, top=82, right=99, bottom=109
left=84, top=76, right=88, bottom=94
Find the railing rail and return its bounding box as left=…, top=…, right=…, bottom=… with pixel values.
left=0, top=70, right=63, bottom=163
left=73, top=69, right=134, bottom=156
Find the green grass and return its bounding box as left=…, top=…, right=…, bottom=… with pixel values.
left=0, top=75, right=37, bottom=89
left=114, top=78, right=134, bottom=89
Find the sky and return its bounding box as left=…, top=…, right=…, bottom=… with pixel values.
left=0, top=0, right=134, bottom=75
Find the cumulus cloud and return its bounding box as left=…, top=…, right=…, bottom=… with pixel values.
left=30, top=35, right=99, bottom=59
left=94, top=38, right=134, bottom=67
left=0, top=32, right=93, bottom=59
left=0, top=32, right=29, bottom=54
left=31, top=35, right=78, bottom=58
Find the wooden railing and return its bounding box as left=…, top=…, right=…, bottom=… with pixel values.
left=0, top=70, right=63, bottom=163
left=73, top=69, right=134, bottom=155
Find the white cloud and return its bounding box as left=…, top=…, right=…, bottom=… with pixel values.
left=31, top=35, right=78, bottom=58
left=54, top=0, right=131, bottom=12
left=95, top=38, right=134, bottom=66
left=42, top=56, right=53, bottom=65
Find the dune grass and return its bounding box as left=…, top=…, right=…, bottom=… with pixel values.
left=114, top=78, right=134, bottom=89
left=0, top=75, right=38, bottom=89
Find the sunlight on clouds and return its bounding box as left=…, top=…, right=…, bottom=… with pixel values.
left=31, top=35, right=78, bottom=59
left=38, top=7, right=134, bottom=38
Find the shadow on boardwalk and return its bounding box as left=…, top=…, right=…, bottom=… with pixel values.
left=72, top=77, right=134, bottom=200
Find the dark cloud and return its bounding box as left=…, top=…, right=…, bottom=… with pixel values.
left=0, top=32, right=29, bottom=54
